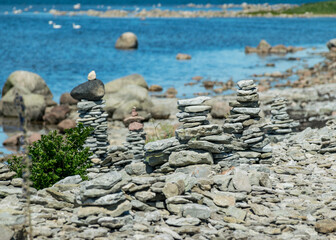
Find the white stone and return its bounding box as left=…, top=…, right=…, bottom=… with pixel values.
left=88, top=70, right=96, bottom=81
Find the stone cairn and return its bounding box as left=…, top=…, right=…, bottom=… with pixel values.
left=223, top=79, right=272, bottom=165
left=264, top=97, right=299, bottom=141
left=70, top=71, right=109, bottom=162
left=145, top=96, right=229, bottom=173
left=264, top=97, right=299, bottom=135
left=123, top=107, right=146, bottom=161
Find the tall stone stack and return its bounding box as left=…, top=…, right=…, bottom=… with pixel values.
left=123, top=107, right=146, bottom=161
left=223, top=79, right=272, bottom=164
left=70, top=71, right=109, bottom=162
left=264, top=97, right=299, bottom=141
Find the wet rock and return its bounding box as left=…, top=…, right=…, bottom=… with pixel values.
left=176, top=53, right=191, bottom=60
left=115, top=32, right=138, bottom=49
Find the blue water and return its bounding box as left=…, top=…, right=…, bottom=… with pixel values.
left=0, top=10, right=334, bottom=101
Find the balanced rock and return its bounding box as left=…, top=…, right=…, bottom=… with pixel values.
left=71, top=79, right=105, bottom=101
left=115, top=32, right=138, bottom=49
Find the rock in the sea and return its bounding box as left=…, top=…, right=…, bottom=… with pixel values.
left=115, top=32, right=138, bottom=49
left=148, top=85, right=163, bottom=92
left=327, top=39, right=336, bottom=52
left=3, top=134, right=22, bottom=146
left=257, top=39, right=271, bottom=53
left=70, top=79, right=105, bottom=101
left=176, top=53, right=191, bottom=60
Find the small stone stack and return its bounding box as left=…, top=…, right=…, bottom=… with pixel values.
left=71, top=71, right=109, bottom=162
left=123, top=107, right=146, bottom=161
left=176, top=97, right=211, bottom=129
left=264, top=97, right=299, bottom=140
left=223, top=79, right=272, bottom=164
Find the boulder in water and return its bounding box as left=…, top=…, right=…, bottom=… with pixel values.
left=115, top=32, right=138, bottom=49
left=327, top=39, right=336, bottom=52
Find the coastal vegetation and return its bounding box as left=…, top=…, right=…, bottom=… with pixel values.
left=248, top=0, right=336, bottom=15
left=8, top=123, right=93, bottom=190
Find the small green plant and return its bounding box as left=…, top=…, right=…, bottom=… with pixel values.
left=7, top=155, right=24, bottom=178
left=8, top=123, right=93, bottom=190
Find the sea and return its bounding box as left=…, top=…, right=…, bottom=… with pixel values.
left=0, top=0, right=335, bottom=154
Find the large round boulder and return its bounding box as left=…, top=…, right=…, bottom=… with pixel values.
left=1, top=87, right=46, bottom=120
left=2, top=70, right=52, bottom=99
left=105, top=74, right=148, bottom=94
left=115, top=32, right=138, bottom=50
left=104, top=84, right=153, bottom=120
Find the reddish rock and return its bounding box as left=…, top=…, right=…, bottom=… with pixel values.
left=60, top=93, right=79, bottom=105
left=245, top=46, right=257, bottom=54
left=176, top=53, right=191, bottom=60
left=165, top=87, right=177, bottom=98
left=148, top=85, right=163, bottom=92
left=43, top=105, right=71, bottom=124
left=192, top=76, right=203, bottom=81
left=270, top=44, right=287, bottom=54
left=3, top=134, right=22, bottom=146
left=28, top=133, right=41, bottom=144
left=129, top=122, right=144, bottom=131
left=203, top=81, right=215, bottom=89
left=57, top=119, right=76, bottom=133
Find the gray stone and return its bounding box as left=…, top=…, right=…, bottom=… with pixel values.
left=145, top=137, right=179, bottom=152
left=83, top=171, right=122, bottom=190
left=188, top=140, right=223, bottom=153
left=237, top=80, right=254, bottom=89
left=98, top=215, right=133, bottom=229
left=0, top=225, right=14, bottom=240
left=232, top=169, right=251, bottom=193
left=182, top=204, right=211, bottom=220
left=177, top=96, right=211, bottom=107
left=166, top=217, right=201, bottom=227
left=176, top=124, right=222, bottom=141
left=169, top=150, right=213, bottom=167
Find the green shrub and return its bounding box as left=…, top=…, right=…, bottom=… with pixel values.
left=8, top=123, right=93, bottom=190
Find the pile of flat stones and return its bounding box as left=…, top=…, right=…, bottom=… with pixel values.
left=264, top=97, right=299, bottom=141
left=70, top=71, right=109, bottom=162
left=145, top=96, right=229, bottom=173
left=123, top=108, right=146, bottom=161
left=223, top=79, right=272, bottom=165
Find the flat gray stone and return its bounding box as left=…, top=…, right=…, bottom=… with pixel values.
left=185, top=105, right=211, bottom=113
left=83, top=171, right=122, bottom=190
left=177, top=96, right=211, bottom=107
left=169, top=150, right=213, bottom=167
left=182, top=204, right=211, bottom=220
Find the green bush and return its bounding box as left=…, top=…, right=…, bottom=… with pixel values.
left=8, top=123, right=93, bottom=190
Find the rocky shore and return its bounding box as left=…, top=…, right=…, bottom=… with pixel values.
left=43, top=3, right=336, bottom=19
left=2, top=84, right=336, bottom=239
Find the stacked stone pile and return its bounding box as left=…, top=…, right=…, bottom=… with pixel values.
left=70, top=71, right=109, bottom=162
left=264, top=97, right=299, bottom=139
left=3, top=128, right=336, bottom=238
left=123, top=107, right=146, bottom=161
left=145, top=96, right=233, bottom=172
left=223, top=79, right=272, bottom=165
left=319, top=120, right=336, bottom=154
